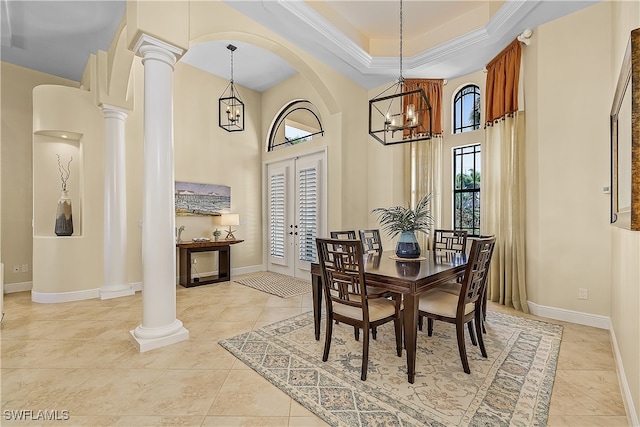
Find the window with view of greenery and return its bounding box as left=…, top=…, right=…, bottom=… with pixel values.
left=453, top=85, right=481, bottom=134
left=453, top=144, right=480, bottom=236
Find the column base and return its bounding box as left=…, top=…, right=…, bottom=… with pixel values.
left=99, top=285, right=135, bottom=300
left=129, top=326, right=189, bottom=353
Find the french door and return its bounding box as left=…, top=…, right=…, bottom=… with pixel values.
left=267, top=151, right=326, bottom=279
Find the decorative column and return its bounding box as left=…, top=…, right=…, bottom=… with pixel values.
left=130, top=35, right=188, bottom=352
left=100, top=104, right=134, bottom=300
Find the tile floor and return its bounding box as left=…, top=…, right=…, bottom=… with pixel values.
left=0, top=276, right=630, bottom=426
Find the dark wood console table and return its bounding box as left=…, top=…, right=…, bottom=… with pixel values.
left=176, top=240, right=243, bottom=287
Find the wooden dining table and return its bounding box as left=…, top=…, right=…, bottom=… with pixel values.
left=310, top=250, right=468, bottom=384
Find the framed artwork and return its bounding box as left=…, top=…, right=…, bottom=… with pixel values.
left=175, top=181, right=231, bottom=216
left=611, top=28, right=640, bottom=230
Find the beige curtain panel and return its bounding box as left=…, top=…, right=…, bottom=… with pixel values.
left=404, top=79, right=444, bottom=250
left=482, top=38, right=529, bottom=313
left=485, top=39, right=522, bottom=124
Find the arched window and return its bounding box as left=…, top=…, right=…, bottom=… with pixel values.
left=453, top=85, right=481, bottom=134
left=268, top=100, right=324, bottom=152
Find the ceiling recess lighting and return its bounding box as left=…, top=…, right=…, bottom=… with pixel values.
left=368, top=0, right=432, bottom=146
left=218, top=44, right=245, bottom=132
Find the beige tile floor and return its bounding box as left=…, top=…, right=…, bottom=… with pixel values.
left=1, top=277, right=629, bottom=426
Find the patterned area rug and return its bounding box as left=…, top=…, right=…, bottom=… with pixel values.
left=219, top=310, right=563, bottom=426
left=233, top=272, right=311, bottom=298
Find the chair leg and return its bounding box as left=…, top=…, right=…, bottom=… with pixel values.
left=427, top=318, right=434, bottom=336
left=456, top=321, right=470, bottom=374
left=322, top=315, right=333, bottom=362
left=354, top=326, right=360, bottom=341
left=475, top=311, right=487, bottom=358
left=372, top=327, right=377, bottom=340
left=468, top=321, right=477, bottom=346
left=482, top=287, right=488, bottom=333
left=418, top=314, right=423, bottom=331
left=394, top=315, right=403, bottom=357
left=361, top=329, right=370, bottom=381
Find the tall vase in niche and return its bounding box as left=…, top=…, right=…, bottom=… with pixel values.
left=54, top=154, right=73, bottom=236
left=55, top=190, right=73, bottom=236
left=395, top=230, right=421, bottom=259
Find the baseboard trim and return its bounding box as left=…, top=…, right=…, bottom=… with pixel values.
left=32, top=288, right=100, bottom=303
left=4, top=281, right=33, bottom=294
left=231, top=264, right=265, bottom=276
left=527, top=301, right=611, bottom=330
left=610, top=327, right=640, bottom=426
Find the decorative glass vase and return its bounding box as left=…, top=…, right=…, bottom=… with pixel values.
left=395, top=231, right=421, bottom=259
left=54, top=190, right=73, bottom=236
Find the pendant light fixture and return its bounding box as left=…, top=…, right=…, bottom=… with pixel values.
left=219, top=44, right=245, bottom=132
left=368, top=0, right=432, bottom=146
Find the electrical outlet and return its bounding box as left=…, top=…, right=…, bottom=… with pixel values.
left=13, top=265, right=20, bottom=273
left=21, top=264, right=28, bottom=272
left=578, top=288, right=588, bottom=300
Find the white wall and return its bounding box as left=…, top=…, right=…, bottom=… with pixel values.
left=524, top=2, right=612, bottom=315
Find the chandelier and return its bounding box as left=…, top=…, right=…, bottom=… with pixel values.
left=219, top=44, right=244, bottom=132
left=368, top=0, right=432, bottom=146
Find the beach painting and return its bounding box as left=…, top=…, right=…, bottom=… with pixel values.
left=175, top=181, right=231, bottom=216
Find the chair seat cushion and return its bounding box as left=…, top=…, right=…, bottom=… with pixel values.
left=433, top=281, right=462, bottom=295
left=418, top=289, right=474, bottom=318
left=333, top=297, right=397, bottom=322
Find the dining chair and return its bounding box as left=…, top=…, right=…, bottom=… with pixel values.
left=359, top=229, right=383, bottom=255
left=417, top=236, right=496, bottom=374
left=315, top=237, right=403, bottom=381
left=332, top=230, right=391, bottom=332
left=432, top=229, right=468, bottom=255
left=419, top=229, right=468, bottom=331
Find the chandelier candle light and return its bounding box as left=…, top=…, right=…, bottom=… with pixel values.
left=219, top=44, right=244, bottom=132
left=369, top=0, right=432, bottom=146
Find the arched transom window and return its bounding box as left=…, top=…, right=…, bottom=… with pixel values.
left=453, top=84, right=481, bottom=134
left=268, top=100, right=324, bottom=152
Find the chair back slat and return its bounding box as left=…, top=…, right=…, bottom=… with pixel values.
left=359, top=229, right=383, bottom=255
left=459, top=237, right=496, bottom=309
left=330, top=230, right=357, bottom=239
left=433, top=229, right=468, bottom=254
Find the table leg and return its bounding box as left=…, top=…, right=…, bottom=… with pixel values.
left=404, top=294, right=418, bottom=384
left=312, top=274, right=322, bottom=341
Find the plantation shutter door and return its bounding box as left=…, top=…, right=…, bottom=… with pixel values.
left=295, top=155, right=321, bottom=268
left=268, top=165, right=288, bottom=266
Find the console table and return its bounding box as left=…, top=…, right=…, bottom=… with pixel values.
left=176, top=240, right=243, bottom=287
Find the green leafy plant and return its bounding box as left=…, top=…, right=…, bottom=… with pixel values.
left=372, top=193, right=433, bottom=238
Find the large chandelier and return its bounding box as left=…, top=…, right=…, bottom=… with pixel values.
left=219, top=44, right=245, bottom=132
left=368, top=0, right=432, bottom=146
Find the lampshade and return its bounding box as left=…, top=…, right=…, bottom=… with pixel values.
left=218, top=44, right=245, bottom=132
left=368, top=0, right=433, bottom=146
left=220, top=213, right=239, bottom=226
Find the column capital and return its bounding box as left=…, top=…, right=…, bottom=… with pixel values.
left=133, top=34, right=183, bottom=67
left=101, top=103, right=130, bottom=120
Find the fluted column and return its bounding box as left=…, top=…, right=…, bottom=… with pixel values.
left=100, top=104, right=134, bottom=300
left=130, top=34, right=188, bottom=352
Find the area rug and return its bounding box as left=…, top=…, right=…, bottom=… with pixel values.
left=219, top=310, right=563, bottom=427
left=233, top=272, right=311, bottom=298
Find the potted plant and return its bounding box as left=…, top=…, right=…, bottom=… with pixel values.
left=213, top=228, right=222, bottom=241
left=372, top=193, right=433, bottom=259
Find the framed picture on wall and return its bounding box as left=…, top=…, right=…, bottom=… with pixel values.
left=611, top=27, right=640, bottom=230
left=175, top=181, right=231, bottom=216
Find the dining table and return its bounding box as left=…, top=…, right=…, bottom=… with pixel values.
left=310, top=250, right=468, bottom=384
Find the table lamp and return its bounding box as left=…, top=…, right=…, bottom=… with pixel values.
left=220, top=213, right=239, bottom=240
